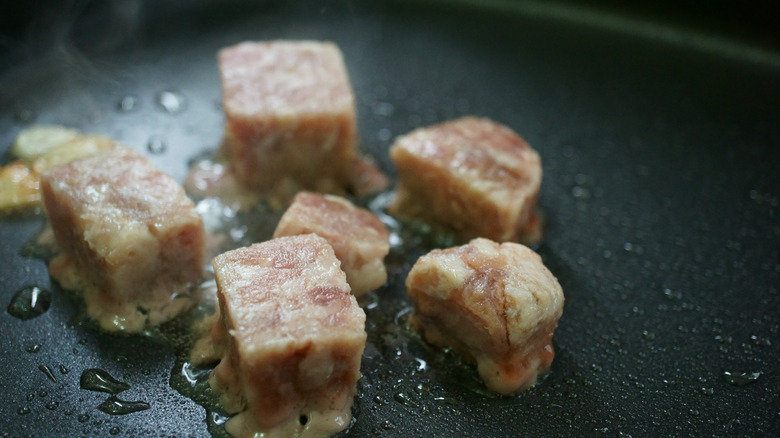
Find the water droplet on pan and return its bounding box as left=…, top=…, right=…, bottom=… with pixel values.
left=7, top=286, right=51, bottom=320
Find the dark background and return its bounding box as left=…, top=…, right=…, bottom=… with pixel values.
left=2, top=0, right=779, bottom=55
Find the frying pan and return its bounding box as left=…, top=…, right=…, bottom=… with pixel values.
left=1, top=0, right=778, bottom=436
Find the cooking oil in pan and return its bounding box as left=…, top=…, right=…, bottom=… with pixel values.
left=80, top=368, right=131, bottom=395
left=97, top=396, right=151, bottom=415
left=14, top=166, right=510, bottom=434
left=78, top=368, right=152, bottom=415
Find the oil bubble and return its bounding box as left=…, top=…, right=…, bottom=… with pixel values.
left=156, top=90, right=187, bottom=114
left=7, top=286, right=51, bottom=320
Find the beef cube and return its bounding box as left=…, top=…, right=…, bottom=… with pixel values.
left=209, top=234, right=366, bottom=437
left=41, top=147, right=205, bottom=332
left=405, top=238, right=563, bottom=394
left=219, top=40, right=357, bottom=200
left=273, top=192, right=389, bottom=297
left=389, top=117, right=542, bottom=243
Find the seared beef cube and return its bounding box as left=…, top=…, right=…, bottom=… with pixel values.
left=41, top=147, right=205, bottom=332
left=219, top=41, right=357, bottom=200
left=390, top=117, right=542, bottom=243
left=274, top=192, right=389, bottom=296
left=210, top=234, right=366, bottom=437
left=405, top=238, right=563, bottom=394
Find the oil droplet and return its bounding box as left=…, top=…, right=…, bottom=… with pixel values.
left=109, top=427, right=121, bottom=435
left=156, top=90, right=186, bottom=114
left=45, top=401, right=59, bottom=410
left=715, top=335, right=732, bottom=344
left=59, top=364, right=70, bottom=375
left=433, top=396, right=460, bottom=406
left=14, top=109, right=36, bottom=123
left=39, top=364, right=57, bottom=382
left=77, top=414, right=90, bottom=423
left=80, top=369, right=130, bottom=395
left=17, top=407, right=30, bottom=415
left=377, top=128, right=392, bottom=142
left=393, top=392, right=415, bottom=407
left=723, top=371, right=761, bottom=387
left=7, top=286, right=51, bottom=320
left=146, top=135, right=167, bottom=154
left=372, top=101, right=395, bottom=117
left=117, top=95, right=139, bottom=112
left=26, top=344, right=41, bottom=353
left=98, top=396, right=150, bottom=415
left=750, top=335, right=771, bottom=346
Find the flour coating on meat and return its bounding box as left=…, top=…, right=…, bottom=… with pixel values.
left=390, top=117, right=542, bottom=243
left=41, top=147, right=205, bottom=332
left=274, top=192, right=390, bottom=297
left=209, top=234, right=366, bottom=438
left=406, top=238, right=563, bottom=394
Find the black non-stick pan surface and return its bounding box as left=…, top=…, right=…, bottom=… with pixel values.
left=1, top=1, right=778, bottom=436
